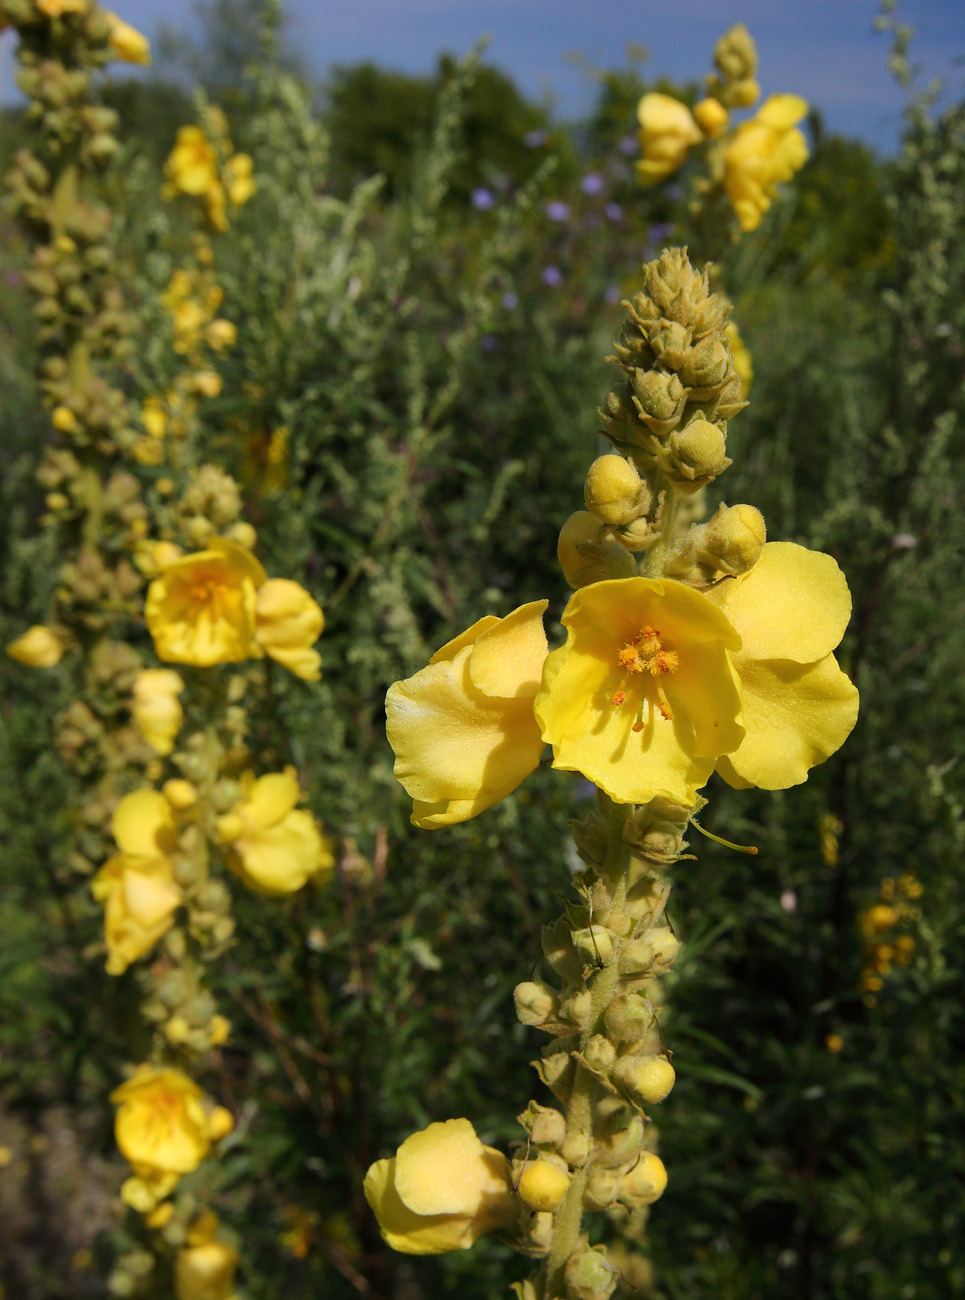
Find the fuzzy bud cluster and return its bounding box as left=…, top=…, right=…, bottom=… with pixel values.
left=599, top=248, right=744, bottom=495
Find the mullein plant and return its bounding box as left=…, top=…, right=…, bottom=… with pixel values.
left=2, top=4, right=328, bottom=1294
left=369, top=248, right=858, bottom=1298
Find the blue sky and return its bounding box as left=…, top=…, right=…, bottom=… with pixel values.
left=3, top=0, right=964, bottom=150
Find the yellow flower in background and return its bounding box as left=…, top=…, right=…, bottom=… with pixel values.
left=37, top=0, right=85, bottom=14
left=723, top=94, right=809, bottom=231
left=218, top=768, right=333, bottom=894
left=176, top=1212, right=239, bottom=1300
left=224, top=152, right=255, bottom=207
left=111, top=1068, right=233, bottom=1211
left=205, top=319, right=237, bottom=352
left=725, top=320, right=753, bottom=398
left=165, top=126, right=219, bottom=198
left=6, top=624, right=63, bottom=667
left=535, top=579, right=744, bottom=807
left=133, top=538, right=184, bottom=578
left=131, top=668, right=185, bottom=755
left=105, top=10, right=151, bottom=64
left=386, top=600, right=549, bottom=828
left=145, top=537, right=267, bottom=666
left=364, top=1118, right=516, bottom=1255
left=635, top=93, right=702, bottom=186
left=91, top=789, right=181, bottom=974
left=254, top=579, right=325, bottom=681
left=703, top=542, right=858, bottom=788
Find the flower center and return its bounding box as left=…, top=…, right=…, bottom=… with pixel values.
left=187, top=573, right=230, bottom=622
left=612, top=626, right=679, bottom=728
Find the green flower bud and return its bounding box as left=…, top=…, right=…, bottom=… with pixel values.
left=515, top=980, right=558, bottom=1027
left=620, top=928, right=680, bottom=976
left=560, top=989, right=592, bottom=1027
left=668, top=419, right=731, bottom=488
left=648, top=320, right=690, bottom=370
left=571, top=925, right=615, bottom=969
left=679, top=337, right=730, bottom=393
left=631, top=368, right=687, bottom=437
left=518, top=1102, right=567, bottom=1149
left=542, top=918, right=583, bottom=982
left=560, top=1128, right=591, bottom=1168
left=584, top=455, right=648, bottom=526
left=582, top=1034, right=617, bottom=1074
left=564, top=1246, right=617, bottom=1300
left=584, top=1168, right=622, bottom=1211
left=604, top=994, right=653, bottom=1045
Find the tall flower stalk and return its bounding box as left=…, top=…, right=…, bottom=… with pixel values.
left=370, top=248, right=857, bottom=1297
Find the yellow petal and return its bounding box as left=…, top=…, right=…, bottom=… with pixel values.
left=756, top=94, right=809, bottom=130
left=121, top=870, right=181, bottom=928
left=386, top=649, right=544, bottom=810
left=240, top=769, right=301, bottom=831
left=363, top=1158, right=478, bottom=1255
left=705, top=542, right=851, bottom=663
left=718, top=652, right=859, bottom=789
left=395, top=1119, right=510, bottom=1218
left=234, top=810, right=333, bottom=894
left=429, top=615, right=501, bottom=664
left=468, top=599, right=548, bottom=698
left=111, top=789, right=177, bottom=858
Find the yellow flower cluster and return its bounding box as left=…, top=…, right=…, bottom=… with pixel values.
left=145, top=537, right=325, bottom=680
left=858, top=874, right=921, bottom=1004
left=216, top=768, right=334, bottom=894
left=387, top=540, right=857, bottom=826
left=634, top=26, right=810, bottom=232
left=163, top=119, right=254, bottom=231
left=111, top=1067, right=233, bottom=1211
left=161, top=268, right=235, bottom=358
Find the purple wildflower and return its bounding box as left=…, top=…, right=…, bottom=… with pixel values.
left=580, top=172, right=604, bottom=196
left=604, top=285, right=621, bottom=305
left=545, top=200, right=571, bottom=222
left=604, top=202, right=623, bottom=222
left=541, top=265, right=564, bottom=287
left=525, top=129, right=548, bottom=148
left=471, top=187, right=495, bottom=210
left=501, top=292, right=519, bottom=311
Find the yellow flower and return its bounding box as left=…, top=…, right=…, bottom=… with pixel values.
left=205, top=319, right=237, bottom=352
left=131, top=668, right=185, bottom=756
left=535, top=579, right=744, bottom=807
left=635, top=93, right=702, bottom=187
left=111, top=1068, right=232, bottom=1210
left=253, top=579, right=325, bottom=681
left=364, top=1118, right=516, bottom=1255
left=145, top=537, right=267, bottom=666
left=176, top=1212, right=239, bottom=1300
left=37, top=0, right=86, bottom=14
left=6, top=624, right=63, bottom=667
left=91, top=789, right=181, bottom=975
left=224, top=153, right=254, bottom=207
left=218, top=768, right=334, bottom=894
left=725, top=321, right=753, bottom=398
left=105, top=11, right=151, bottom=64
left=703, top=542, right=858, bottom=788
left=723, top=94, right=810, bottom=231
left=693, top=97, right=729, bottom=139
left=165, top=127, right=219, bottom=197
left=386, top=601, right=549, bottom=828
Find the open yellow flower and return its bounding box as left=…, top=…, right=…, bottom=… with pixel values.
left=145, top=537, right=267, bottom=667
left=217, top=768, right=333, bottom=894
left=386, top=600, right=549, bottom=828
left=536, top=579, right=744, bottom=806
left=6, top=624, right=63, bottom=667
left=176, top=1216, right=239, bottom=1300
left=165, top=126, right=219, bottom=197
left=91, top=789, right=181, bottom=974
left=131, top=668, right=185, bottom=755
left=111, top=1068, right=233, bottom=1211
left=635, top=93, right=702, bottom=186
left=254, top=579, right=324, bottom=681
left=723, top=94, right=809, bottom=231
left=224, top=152, right=254, bottom=207
left=364, top=1118, right=516, bottom=1255
left=702, top=541, right=858, bottom=788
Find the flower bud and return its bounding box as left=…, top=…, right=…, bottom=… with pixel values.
left=52, top=404, right=79, bottom=433
left=570, top=925, right=615, bottom=969
left=604, top=994, right=653, bottom=1044
left=705, top=503, right=765, bottom=574
left=542, top=919, right=583, bottom=982
left=517, top=1160, right=570, bottom=1212
left=518, top=1102, right=567, bottom=1148
left=620, top=1152, right=667, bottom=1207
left=583, top=456, right=647, bottom=527
left=669, top=419, right=731, bottom=487
left=6, top=625, right=63, bottom=667
left=560, top=989, right=592, bottom=1027
left=582, top=1034, right=617, bottom=1074
left=614, top=1055, right=676, bottom=1107
left=514, top=980, right=558, bottom=1027
left=731, top=78, right=761, bottom=108
left=647, top=321, right=689, bottom=369
left=679, top=338, right=730, bottom=392
left=620, top=928, right=680, bottom=976
left=557, top=512, right=637, bottom=590
left=163, top=779, right=198, bottom=811
left=694, top=97, right=729, bottom=138
left=631, top=368, right=687, bottom=436
left=565, top=1245, right=617, bottom=1300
